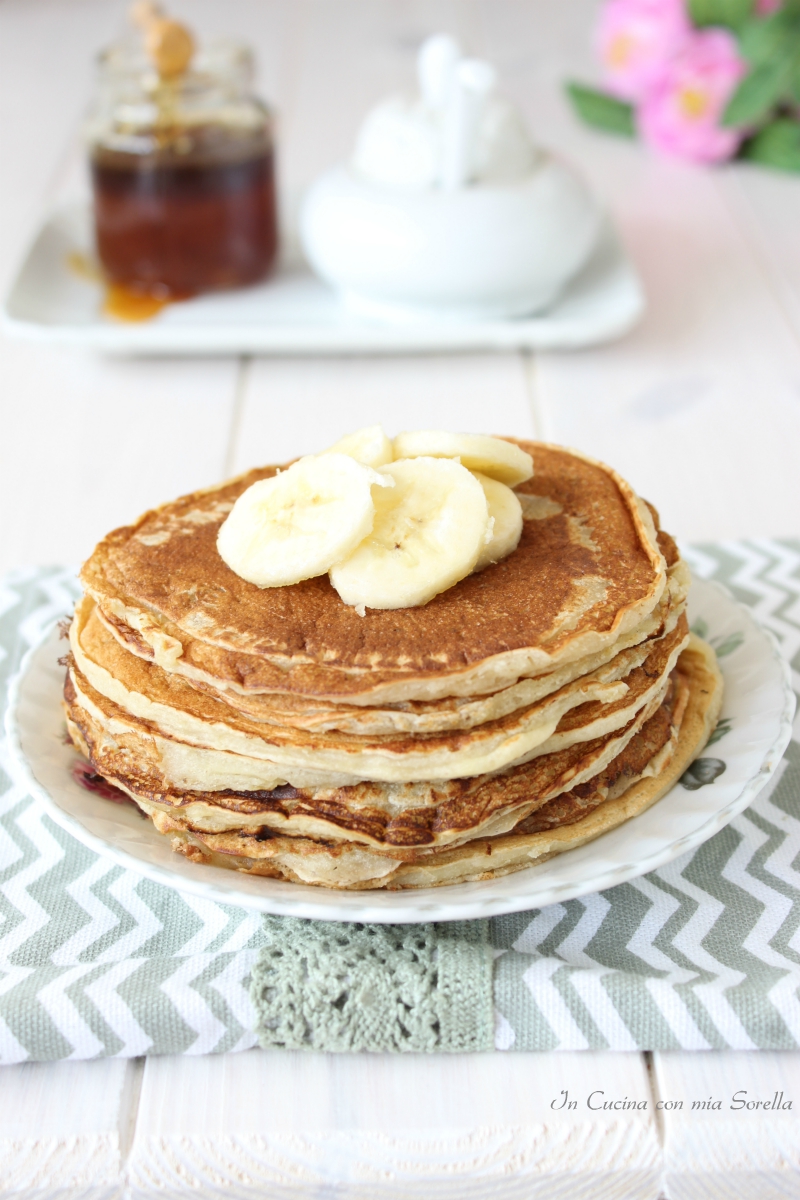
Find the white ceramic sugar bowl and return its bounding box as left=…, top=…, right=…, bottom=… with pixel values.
left=300, top=36, right=602, bottom=321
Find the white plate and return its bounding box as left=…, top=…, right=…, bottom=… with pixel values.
left=2, top=202, right=644, bottom=355
left=5, top=578, right=794, bottom=923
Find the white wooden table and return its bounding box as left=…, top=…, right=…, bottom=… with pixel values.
left=2, top=2, right=800, bottom=1197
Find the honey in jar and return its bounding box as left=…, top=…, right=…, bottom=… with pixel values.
left=86, top=25, right=278, bottom=303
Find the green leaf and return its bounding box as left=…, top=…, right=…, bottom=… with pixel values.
left=789, top=61, right=800, bottom=105
left=721, top=56, right=794, bottom=126
left=688, top=0, right=753, bottom=29
left=739, top=11, right=800, bottom=65
left=565, top=83, right=636, bottom=137
left=707, top=717, right=733, bottom=746
left=740, top=116, right=800, bottom=171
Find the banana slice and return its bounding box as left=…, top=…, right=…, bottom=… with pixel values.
left=218, top=454, right=391, bottom=588
left=325, top=425, right=394, bottom=468
left=392, top=430, right=533, bottom=487
left=330, top=457, right=489, bottom=610
left=473, top=472, right=523, bottom=571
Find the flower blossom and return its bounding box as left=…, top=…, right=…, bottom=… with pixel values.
left=596, top=0, right=690, bottom=101
left=637, top=28, right=747, bottom=163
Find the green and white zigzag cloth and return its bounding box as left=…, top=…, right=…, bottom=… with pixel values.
left=2, top=542, right=800, bottom=1062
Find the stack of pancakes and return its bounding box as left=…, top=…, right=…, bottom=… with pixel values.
left=64, top=441, right=723, bottom=889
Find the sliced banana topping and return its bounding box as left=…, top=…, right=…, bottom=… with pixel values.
left=330, top=457, right=490, bottom=610
left=217, top=454, right=391, bottom=588
left=217, top=430, right=531, bottom=605
left=473, top=472, right=523, bottom=571
left=325, top=424, right=394, bottom=469
left=392, top=430, right=533, bottom=487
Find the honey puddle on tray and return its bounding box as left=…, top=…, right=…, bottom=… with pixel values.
left=67, top=251, right=183, bottom=322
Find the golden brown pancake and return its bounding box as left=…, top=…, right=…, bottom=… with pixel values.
left=66, top=588, right=688, bottom=783
left=75, top=588, right=687, bottom=737
left=80, top=443, right=669, bottom=704
left=69, top=676, right=688, bottom=887
left=64, top=644, right=682, bottom=851
left=147, top=640, right=722, bottom=889
left=65, top=439, right=721, bottom=893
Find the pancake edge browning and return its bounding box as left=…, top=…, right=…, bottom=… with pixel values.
left=63, top=633, right=715, bottom=864
left=140, top=637, right=723, bottom=889
left=79, top=442, right=674, bottom=704
left=93, top=561, right=687, bottom=707
left=64, top=683, right=671, bottom=850
left=73, top=590, right=688, bottom=737
left=65, top=591, right=689, bottom=783
left=64, top=619, right=690, bottom=825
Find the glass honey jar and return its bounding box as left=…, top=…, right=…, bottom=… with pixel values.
left=85, top=29, right=278, bottom=303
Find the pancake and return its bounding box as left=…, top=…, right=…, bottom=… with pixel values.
left=80, top=443, right=670, bottom=704
left=64, top=437, right=720, bottom=894
left=64, top=650, right=681, bottom=850
left=67, top=592, right=689, bottom=783
left=78, top=563, right=688, bottom=736
left=156, top=720, right=685, bottom=887
left=149, top=639, right=722, bottom=889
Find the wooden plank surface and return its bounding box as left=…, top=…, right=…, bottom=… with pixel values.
left=0, top=343, right=240, bottom=575
left=231, top=352, right=536, bottom=473
left=127, top=1049, right=661, bottom=1200
left=654, top=1052, right=800, bottom=1200
left=0, top=1057, right=140, bottom=1200
left=719, top=168, right=800, bottom=353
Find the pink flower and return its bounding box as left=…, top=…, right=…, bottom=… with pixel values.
left=637, top=28, right=747, bottom=163
left=596, top=0, right=691, bottom=101
left=756, top=0, right=781, bottom=12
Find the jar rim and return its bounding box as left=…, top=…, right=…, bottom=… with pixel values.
left=96, top=36, right=255, bottom=89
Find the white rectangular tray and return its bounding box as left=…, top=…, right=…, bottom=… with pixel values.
left=3, top=202, right=644, bottom=356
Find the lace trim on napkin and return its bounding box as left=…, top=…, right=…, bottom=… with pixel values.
left=250, top=917, right=494, bottom=1053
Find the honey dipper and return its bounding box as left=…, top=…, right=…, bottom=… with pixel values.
left=130, top=1, right=194, bottom=78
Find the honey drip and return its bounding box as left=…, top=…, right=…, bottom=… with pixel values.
left=67, top=251, right=185, bottom=322
left=103, top=284, right=177, bottom=322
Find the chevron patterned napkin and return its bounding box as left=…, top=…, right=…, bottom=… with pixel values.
left=2, top=543, right=800, bottom=1063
